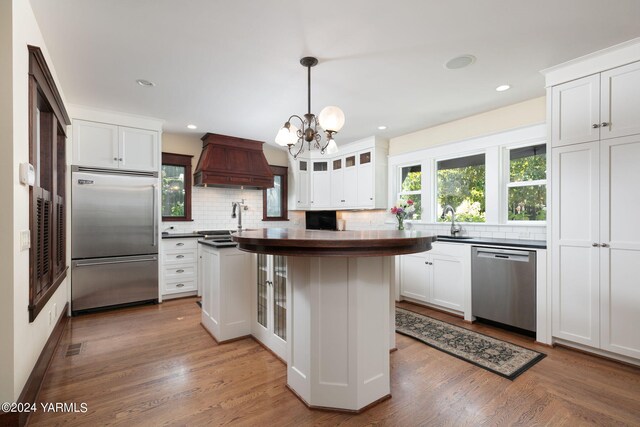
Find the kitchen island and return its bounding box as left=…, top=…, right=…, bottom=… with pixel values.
left=232, top=228, right=435, bottom=412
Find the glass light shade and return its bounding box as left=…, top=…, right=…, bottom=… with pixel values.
left=325, top=138, right=338, bottom=155
left=318, top=106, right=345, bottom=132
left=275, top=123, right=299, bottom=146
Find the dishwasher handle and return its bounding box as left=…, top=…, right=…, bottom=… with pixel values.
left=475, top=248, right=532, bottom=262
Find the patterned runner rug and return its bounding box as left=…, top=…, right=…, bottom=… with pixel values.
left=396, top=307, right=545, bottom=380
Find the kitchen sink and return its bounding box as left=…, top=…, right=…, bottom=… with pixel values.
left=436, top=235, right=474, bottom=240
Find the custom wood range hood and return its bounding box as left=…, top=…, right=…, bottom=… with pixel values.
left=194, top=133, right=274, bottom=189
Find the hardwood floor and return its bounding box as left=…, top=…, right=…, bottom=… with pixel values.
left=29, top=298, right=640, bottom=426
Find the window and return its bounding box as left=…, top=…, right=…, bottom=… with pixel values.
left=436, top=153, right=486, bottom=223
left=263, top=165, right=288, bottom=221
left=398, top=165, right=422, bottom=220
left=161, top=153, right=193, bottom=221
left=507, top=144, right=546, bottom=221
left=28, top=46, right=71, bottom=322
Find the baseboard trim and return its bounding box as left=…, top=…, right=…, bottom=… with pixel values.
left=285, top=384, right=391, bottom=413
left=553, top=339, right=640, bottom=368
left=0, top=302, right=70, bottom=427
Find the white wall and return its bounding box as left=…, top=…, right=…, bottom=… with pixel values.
left=389, top=97, right=546, bottom=156
left=5, top=0, right=70, bottom=401
left=0, top=0, right=15, bottom=404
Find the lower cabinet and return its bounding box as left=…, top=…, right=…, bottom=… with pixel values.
left=161, top=238, right=198, bottom=298
left=399, top=243, right=468, bottom=313
left=252, top=254, right=288, bottom=361
left=200, top=245, right=252, bottom=342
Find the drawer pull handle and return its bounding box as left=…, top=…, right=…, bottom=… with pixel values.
left=176, top=243, right=184, bottom=246
left=176, top=255, right=184, bottom=259
left=601, top=122, right=609, bottom=127
left=592, top=123, right=600, bottom=128
left=176, top=283, right=184, bottom=288
left=176, top=269, right=184, bottom=273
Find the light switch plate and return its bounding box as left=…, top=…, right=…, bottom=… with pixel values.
left=20, top=230, right=30, bottom=250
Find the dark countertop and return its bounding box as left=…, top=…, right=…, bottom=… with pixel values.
left=232, top=228, right=436, bottom=257
left=162, top=233, right=203, bottom=239
left=435, top=235, right=546, bottom=249
left=197, top=240, right=237, bottom=249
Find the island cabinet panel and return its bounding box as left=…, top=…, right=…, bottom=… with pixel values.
left=252, top=254, right=288, bottom=361
left=200, top=246, right=252, bottom=342
left=287, top=256, right=391, bottom=411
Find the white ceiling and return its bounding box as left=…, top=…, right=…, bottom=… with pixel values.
left=30, top=0, right=640, bottom=148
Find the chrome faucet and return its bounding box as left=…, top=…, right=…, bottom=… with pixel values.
left=441, top=205, right=462, bottom=236
left=231, top=200, right=247, bottom=232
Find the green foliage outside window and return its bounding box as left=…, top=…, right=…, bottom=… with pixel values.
left=399, top=167, right=422, bottom=220
left=508, top=146, right=546, bottom=221
left=162, top=165, right=186, bottom=218
left=437, top=161, right=486, bottom=223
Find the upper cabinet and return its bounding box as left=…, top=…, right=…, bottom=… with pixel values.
left=551, top=61, right=640, bottom=147
left=290, top=136, right=388, bottom=210
left=73, top=119, right=159, bottom=172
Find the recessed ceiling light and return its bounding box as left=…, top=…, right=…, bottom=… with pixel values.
left=136, top=79, right=155, bottom=87
left=377, top=125, right=387, bottom=130
left=444, top=55, right=476, bottom=70
left=187, top=124, right=197, bottom=130
left=496, top=84, right=511, bottom=92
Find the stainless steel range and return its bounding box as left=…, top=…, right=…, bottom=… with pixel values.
left=197, top=230, right=238, bottom=248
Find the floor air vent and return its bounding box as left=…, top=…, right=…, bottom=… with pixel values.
left=65, top=342, right=84, bottom=357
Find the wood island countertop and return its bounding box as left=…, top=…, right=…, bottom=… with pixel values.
left=231, top=228, right=436, bottom=257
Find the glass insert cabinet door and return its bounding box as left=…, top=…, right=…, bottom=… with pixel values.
left=255, top=254, right=287, bottom=358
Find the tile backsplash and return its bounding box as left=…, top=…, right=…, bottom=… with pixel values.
left=161, top=186, right=304, bottom=233
left=163, top=187, right=545, bottom=241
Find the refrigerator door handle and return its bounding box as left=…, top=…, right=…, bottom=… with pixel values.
left=75, top=257, right=158, bottom=267
left=152, top=184, right=157, bottom=247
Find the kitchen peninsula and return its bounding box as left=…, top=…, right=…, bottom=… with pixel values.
left=231, top=228, right=435, bottom=412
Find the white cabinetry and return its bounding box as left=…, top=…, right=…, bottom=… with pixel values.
left=548, top=51, right=640, bottom=360
left=161, top=238, right=199, bottom=297
left=399, top=242, right=468, bottom=314
left=291, top=136, right=388, bottom=211
left=200, top=245, right=253, bottom=342
left=73, top=119, right=159, bottom=172
left=310, top=160, right=330, bottom=208
left=356, top=150, right=374, bottom=207
left=552, top=61, right=640, bottom=148
left=551, top=137, right=640, bottom=358
left=252, top=254, right=288, bottom=361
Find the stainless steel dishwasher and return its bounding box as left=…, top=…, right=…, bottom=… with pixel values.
left=471, top=247, right=536, bottom=332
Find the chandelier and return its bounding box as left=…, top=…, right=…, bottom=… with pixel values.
left=275, top=57, right=345, bottom=159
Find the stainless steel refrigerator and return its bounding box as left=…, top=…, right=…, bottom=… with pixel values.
left=71, top=166, right=159, bottom=313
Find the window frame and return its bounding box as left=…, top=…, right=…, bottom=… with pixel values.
left=504, top=142, right=547, bottom=224
left=161, top=152, right=193, bottom=222
left=28, top=45, right=71, bottom=322
left=263, top=165, right=289, bottom=221
left=434, top=151, right=487, bottom=224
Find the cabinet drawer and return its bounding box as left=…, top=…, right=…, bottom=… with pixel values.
left=164, top=278, right=197, bottom=293
left=163, top=249, right=197, bottom=265
left=162, top=239, right=197, bottom=250
left=164, top=265, right=196, bottom=279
